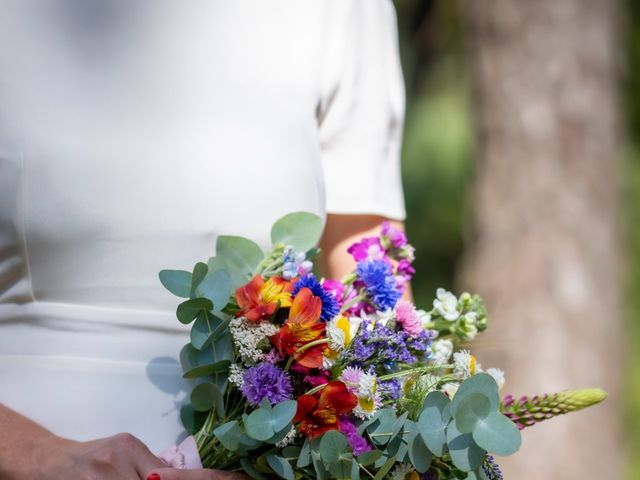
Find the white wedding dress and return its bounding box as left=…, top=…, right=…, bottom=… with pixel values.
left=0, top=0, right=405, bottom=452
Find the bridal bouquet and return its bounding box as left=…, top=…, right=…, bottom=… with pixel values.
left=159, top=212, right=605, bottom=479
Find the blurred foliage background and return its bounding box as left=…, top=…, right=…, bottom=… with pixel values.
left=394, top=0, right=639, bottom=477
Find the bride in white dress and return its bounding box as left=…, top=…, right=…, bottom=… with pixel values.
left=0, top=1, right=406, bottom=478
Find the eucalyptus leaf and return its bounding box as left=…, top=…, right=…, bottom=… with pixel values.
left=271, top=212, right=323, bottom=251
left=455, top=393, right=492, bottom=434
left=356, top=450, right=382, bottom=466
left=245, top=407, right=275, bottom=442
left=319, top=430, right=349, bottom=465
left=272, top=400, right=297, bottom=432
left=266, top=454, right=295, bottom=480
left=176, top=298, right=213, bottom=324
left=213, top=421, right=243, bottom=452
left=418, top=391, right=451, bottom=457
left=311, top=451, right=329, bottom=480
left=446, top=419, right=486, bottom=472
left=367, top=408, right=397, bottom=446
left=472, top=411, right=522, bottom=456
left=240, top=458, right=268, bottom=480
left=297, top=439, right=312, bottom=468
left=407, top=431, right=432, bottom=473
left=373, top=457, right=396, bottom=480
left=190, top=262, right=208, bottom=297
left=179, top=403, right=208, bottom=434
left=450, top=374, right=499, bottom=418
left=190, top=382, right=225, bottom=417
left=196, top=269, right=232, bottom=310
left=327, top=455, right=353, bottom=480
left=216, top=235, right=264, bottom=278
left=183, top=359, right=231, bottom=379
left=159, top=269, right=192, bottom=298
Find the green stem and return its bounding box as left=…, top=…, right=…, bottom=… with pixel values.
left=378, top=364, right=454, bottom=382
left=340, top=294, right=366, bottom=313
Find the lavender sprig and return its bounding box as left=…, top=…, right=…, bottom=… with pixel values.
left=500, top=388, right=607, bottom=430
left=482, top=455, right=504, bottom=480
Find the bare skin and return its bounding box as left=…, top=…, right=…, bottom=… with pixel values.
left=0, top=215, right=406, bottom=479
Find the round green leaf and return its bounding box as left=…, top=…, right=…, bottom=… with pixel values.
left=176, top=298, right=213, bottom=324
left=408, top=432, right=432, bottom=473
left=183, top=360, right=231, bottom=379
left=418, top=392, right=451, bottom=457
left=245, top=407, right=276, bottom=441
left=196, top=269, right=232, bottom=310
left=179, top=403, right=207, bottom=434
left=190, top=382, right=217, bottom=412
left=272, top=400, right=297, bottom=432
left=446, top=419, right=486, bottom=472
left=319, top=430, right=349, bottom=464
left=216, top=235, right=264, bottom=278
left=297, top=439, right=312, bottom=468
left=213, top=420, right=243, bottom=451
left=472, top=411, right=522, bottom=456
left=190, top=262, right=209, bottom=297
left=356, top=450, right=382, bottom=466
left=159, top=270, right=192, bottom=298
left=455, top=393, right=491, bottom=434
left=271, top=212, right=324, bottom=251
left=266, top=454, right=295, bottom=480
left=450, top=374, right=499, bottom=418
left=240, top=458, right=268, bottom=480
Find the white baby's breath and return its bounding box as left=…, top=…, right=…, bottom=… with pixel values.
left=228, top=364, right=246, bottom=388
left=229, top=317, right=280, bottom=365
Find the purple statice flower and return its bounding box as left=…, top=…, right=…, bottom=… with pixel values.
left=339, top=415, right=372, bottom=456
left=241, top=362, right=292, bottom=406
left=347, top=237, right=384, bottom=262
left=381, top=221, right=408, bottom=248
left=292, top=274, right=340, bottom=322
left=356, top=260, right=401, bottom=311
left=379, top=378, right=402, bottom=400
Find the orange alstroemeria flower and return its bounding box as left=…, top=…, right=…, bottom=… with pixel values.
left=272, top=287, right=325, bottom=368
left=235, top=275, right=293, bottom=322
left=294, top=381, right=358, bottom=438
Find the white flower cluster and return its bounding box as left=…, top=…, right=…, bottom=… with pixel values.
left=431, top=339, right=454, bottom=366
left=228, top=363, right=246, bottom=388
left=444, top=349, right=506, bottom=398
left=390, top=463, right=415, bottom=480
left=229, top=317, right=280, bottom=365
left=433, top=288, right=460, bottom=321
left=275, top=426, right=298, bottom=448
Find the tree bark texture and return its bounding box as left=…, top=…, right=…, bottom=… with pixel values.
left=459, top=1, right=623, bottom=478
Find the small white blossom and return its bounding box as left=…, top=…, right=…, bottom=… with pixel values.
left=391, top=463, right=415, bottom=480
left=433, top=288, right=460, bottom=321
left=228, top=364, right=246, bottom=388
left=431, top=339, right=454, bottom=365
left=416, top=309, right=432, bottom=329
left=441, top=382, right=460, bottom=399
left=326, top=316, right=348, bottom=351
left=229, top=317, right=280, bottom=365
left=275, top=426, right=297, bottom=448
left=322, top=355, right=337, bottom=370
left=453, top=349, right=481, bottom=380
left=486, top=368, right=506, bottom=390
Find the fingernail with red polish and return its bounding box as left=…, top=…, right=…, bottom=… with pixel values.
left=147, top=474, right=160, bottom=480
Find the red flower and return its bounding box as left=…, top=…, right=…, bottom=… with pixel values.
left=272, top=288, right=325, bottom=368
left=294, top=381, right=358, bottom=438
left=235, top=275, right=293, bottom=322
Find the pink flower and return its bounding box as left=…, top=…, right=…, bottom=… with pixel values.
left=381, top=222, right=408, bottom=248
left=347, top=237, right=384, bottom=262
left=394, top=299, right=423, bottom=337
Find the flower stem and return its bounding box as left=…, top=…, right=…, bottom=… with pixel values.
left=284, top=338, right=330, bottom=371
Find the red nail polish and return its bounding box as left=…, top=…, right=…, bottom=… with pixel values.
left=147, top=474, right=161, bottom=480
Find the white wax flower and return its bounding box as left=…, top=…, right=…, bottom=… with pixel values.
left=433, top=288, right=460, bottom=321
left=432, top=339, right=454, bottom=365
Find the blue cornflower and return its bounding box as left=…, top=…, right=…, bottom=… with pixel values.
left=356, top=260, right=401, bottom=310
left=292, top=274, right=340, bottom=322
left=241, top=362, right=292, bottom=406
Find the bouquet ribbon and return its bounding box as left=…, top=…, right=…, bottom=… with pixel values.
left=158, top=436, right=203, bottom=469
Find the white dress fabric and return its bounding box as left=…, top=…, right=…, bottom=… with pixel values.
left=0, top=0, right=406, bottom=452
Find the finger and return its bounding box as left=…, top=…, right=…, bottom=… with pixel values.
left=107, top=433, right=166, bottom=477
left=144, top=467, right=247, bottom=480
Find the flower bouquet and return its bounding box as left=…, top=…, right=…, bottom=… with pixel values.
left=159, top=212, right=605, bottom=479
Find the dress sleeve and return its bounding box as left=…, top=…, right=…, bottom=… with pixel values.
left=317, top=0, right=406, bottom=220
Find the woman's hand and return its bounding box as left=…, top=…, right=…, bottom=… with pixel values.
left=146, top=468, right=249, bottom=479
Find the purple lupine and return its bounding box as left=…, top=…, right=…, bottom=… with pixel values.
left=482, top=455, right=504, bottom=480
left=501, top=388, right=607, bottom=430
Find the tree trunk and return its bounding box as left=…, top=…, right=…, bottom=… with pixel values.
left=459, top=1, right=623, bottom=478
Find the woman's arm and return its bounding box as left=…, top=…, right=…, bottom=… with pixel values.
left=0, top=403, right=241, bottom=479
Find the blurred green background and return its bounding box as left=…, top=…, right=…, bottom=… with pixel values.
left=394, top=1, right=640, bottom=477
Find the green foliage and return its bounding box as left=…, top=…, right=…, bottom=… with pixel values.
left=244, top=400, right=297, bottom=442
left=270, top=212, right=324, bottom=251
left=159, top=269, right=192, bottom=298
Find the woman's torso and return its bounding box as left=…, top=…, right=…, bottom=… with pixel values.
left=0, top=1, right=337, bottom=451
